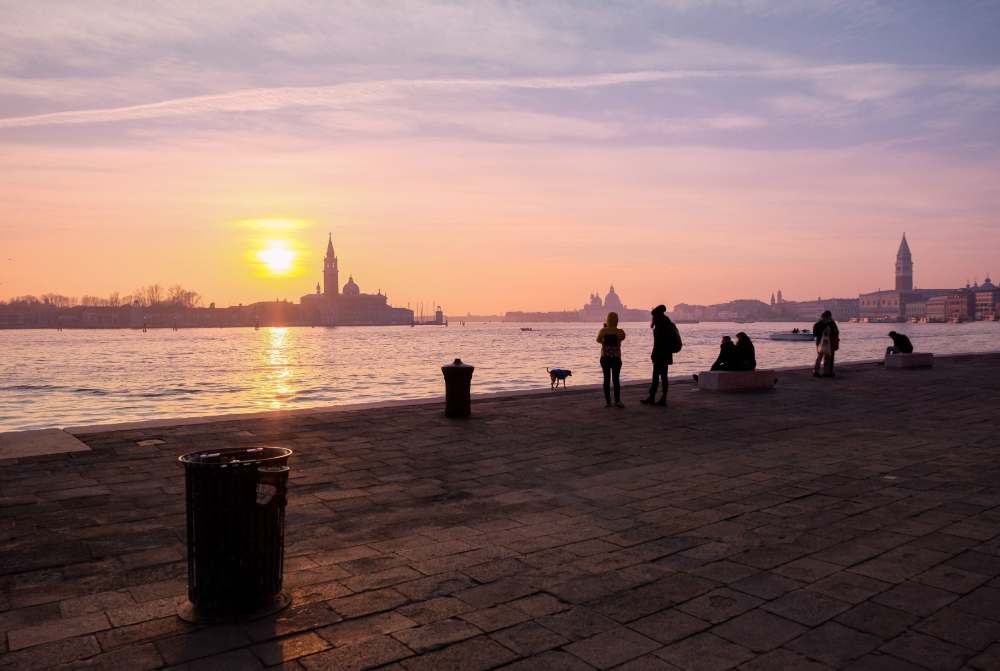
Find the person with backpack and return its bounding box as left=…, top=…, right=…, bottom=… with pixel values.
left=641, top=304, right=681, bottom=407
left=596, top=312, right=626, bottom=408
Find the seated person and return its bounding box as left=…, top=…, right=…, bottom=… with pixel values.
left=734, top=332, right=757, bottom=371
left=710, top=336, right=739, bottom=371
left=886, top=331, right=914, bottom=356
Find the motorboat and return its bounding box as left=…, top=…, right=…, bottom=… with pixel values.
left=769, top=331, right=815, bottom=342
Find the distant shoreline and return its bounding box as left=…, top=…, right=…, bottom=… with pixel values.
left=3, top=318, right=993, bottom=330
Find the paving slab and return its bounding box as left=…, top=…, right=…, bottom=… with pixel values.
left=2, top=354, right=1000, bottom=669
left=0, top=429, right=90, bottom=460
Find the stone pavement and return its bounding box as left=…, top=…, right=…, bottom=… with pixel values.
left=2, top=354, right=1000, bottom=671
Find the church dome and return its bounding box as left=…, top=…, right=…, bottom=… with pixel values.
left=343, top=276, right=360, bottom=297
left=604, top=285, right=624, bottom=311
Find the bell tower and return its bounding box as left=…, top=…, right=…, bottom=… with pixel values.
left=895, top=233, right=913, bottom=292
left=324, top=233, right=339, bottom=296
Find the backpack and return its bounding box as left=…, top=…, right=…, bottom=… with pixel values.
left=601, top=333, right=621, bottom=358
left=670, top=323, right=683, bottom=353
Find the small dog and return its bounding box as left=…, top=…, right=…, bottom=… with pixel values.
left=547, top=368, right=572, bottom=389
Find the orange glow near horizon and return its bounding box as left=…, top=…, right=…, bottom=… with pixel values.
left=1, top=143, right=998, bottom=314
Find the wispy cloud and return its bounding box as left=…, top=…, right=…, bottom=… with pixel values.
left=0, top=71, right=717, bottom=129
left=3, top=63, right=993, bottom=132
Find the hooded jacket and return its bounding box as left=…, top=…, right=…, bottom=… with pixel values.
left=596, top=312, right=626, bottom=358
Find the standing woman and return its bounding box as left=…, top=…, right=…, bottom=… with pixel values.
left=596, top=312, right=626, bottom=408
left=812, top=310, right=839, bottom=377
left=641, top=304, right=678, bottom=407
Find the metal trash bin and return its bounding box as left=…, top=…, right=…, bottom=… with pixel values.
left=177, top=446, right=292, bottom=622
left=441, top=358, right=474, bottom=418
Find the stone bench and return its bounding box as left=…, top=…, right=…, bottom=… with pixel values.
left=885, top=352, right=934, bottom=369
left=697, top=370, right=777, bottom=392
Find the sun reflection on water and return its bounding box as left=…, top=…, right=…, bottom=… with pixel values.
left=264, top=327, right=294, bottom=408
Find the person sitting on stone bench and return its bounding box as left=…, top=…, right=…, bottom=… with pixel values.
left=886, top=331, right=914, bottom=357
left=696, top=333, right=756, bottom=382
left=696, top=333, right=775, bottom=392
left=734, top=332, right=756, bottom=371
left=709, top=336, right=739, bottom=371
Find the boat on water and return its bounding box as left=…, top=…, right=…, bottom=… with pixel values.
left=770, top=330, right=815, bottom=342
left=520, top=327, right=535, bottom=332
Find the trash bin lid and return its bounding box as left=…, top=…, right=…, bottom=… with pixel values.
left=442, top=358, right=473, bottom=369
left=178, top=446, right=292, bottom=468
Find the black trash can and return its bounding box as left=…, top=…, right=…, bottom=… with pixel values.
left=442, top=358, right=474, bottom=418
left=177, top=446, right=292, bottom=623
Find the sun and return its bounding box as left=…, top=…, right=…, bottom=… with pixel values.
left=256, top=240, right=296, bottom=276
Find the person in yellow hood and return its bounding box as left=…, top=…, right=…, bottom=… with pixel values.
left=596, top=312, right=626, bottom=408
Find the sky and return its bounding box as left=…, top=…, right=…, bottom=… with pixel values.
left=1, top=1, right=999, bottom=314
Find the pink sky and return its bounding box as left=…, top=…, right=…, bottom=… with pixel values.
left=2, top=2, right=999, bottom=313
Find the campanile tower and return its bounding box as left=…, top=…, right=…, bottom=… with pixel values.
left=324, top=233, right=339, bottom=296
left=895, top=233, right=913, bottom=292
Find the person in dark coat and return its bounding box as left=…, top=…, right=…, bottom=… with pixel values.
left=641, top=305, right=679, bottom=406
left=812, top=310, right=840, bottom=377
left=734, top=332, right=757, bottom=370
left=709, top=336, right=739, bottom=371
left=886, top=331, right=914, bottom=356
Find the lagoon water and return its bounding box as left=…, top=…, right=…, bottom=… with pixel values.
left=1, top=321, right=997, bottom=431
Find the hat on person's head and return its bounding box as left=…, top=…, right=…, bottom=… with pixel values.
left=821, top=310, right=832, bottom=318
left=651, top=304, right=667, bottom=315
left=889, top=331, right=897, bottom=337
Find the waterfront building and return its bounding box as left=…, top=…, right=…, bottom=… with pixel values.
left=905, top=301, right=928, bottom=320
left=669, top=295, right=858, bottom=322
left=926, top=291, right=975, bottom=322
left=974, top=277, right=998, bottom=320
left=672, top=299, right=772, bottom=322
left=776, top=297, right=860, bottom=321
left=300, top=234, right=414, bottom=326
left=858, top=290, right=904, bottom=320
